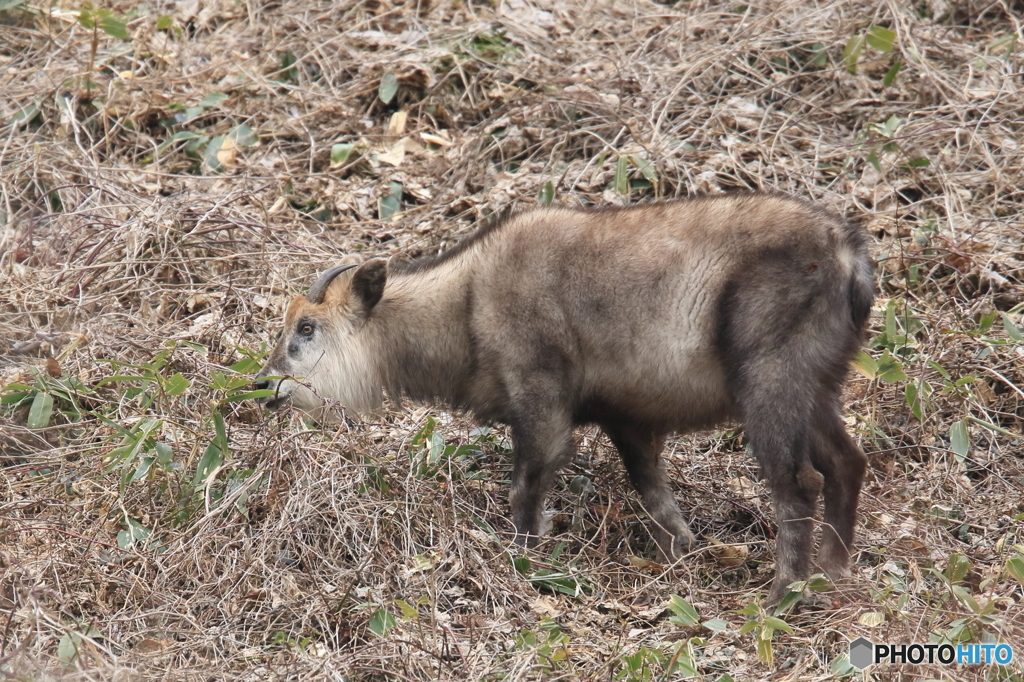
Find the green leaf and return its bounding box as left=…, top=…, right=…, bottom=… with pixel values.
left=842, top=34, right=865, bottom=73
left=193, top=441, right=223, bottom=485
left=229, top=357, right=261, bottom=374
left=229, top=124, right=258, bottom=147
left=99, top=14, right=130, bottom=40
left=1002, top=313, right=1023, bottom=342
left=988, top=33, right=1017, bottom=58
left=629, top=155, right=659, bottom=184
left=667, top=595, right=699, bottom=625
left=876, top=350, right=906, bottom=382
left=885, top=298, right=897, bottom=341
left=330, top=143, right=355, bottom=167
left=881, top=115, right=903, bottom=136
left=1, top=382, right=34, bottom=393
left=78, top=7, right=94, bottom=28
left=858, top=611, right=885, bottom=627
left=512, top=554, right=532, bottom=575
left=905, top=381, right=930, bottom=421
left=738, top=619, right=758, bottom=636
left=378, top=73, right=399, bottom=104
left=9, top=103, right=39, bottom=126
left=198, top=92, right=229, bottom=108
left=396, top=599, right=419, bottom=620
left=882, top=61, right=903, bottom=87
left=756, top=636, right=774, bottom=665
left=368, top=608, right=396, bottom=636
left=378, top=195, right=401, bottom=220
left=1006, top=556, right=1024, bottom=585
left=27, top=392, right=54, bottom=429
left=130, top=456, right=155, bottom=483
left=927, top=359, right=951, bottom=380
left=614, top=155, right=629, bottom=195
left=277, top=50, right=297, bottom=82
left=182, top=107, right=204, bottom=125
left=539, top=180, right=554, bottom=205
left=528, top=568, right=588, bottom=597
left=117, top=517, right=151, bottom=549
left=0, top=391, right=30, bottom=405
left=155, top=130, right=201, bottom=155
left=212, top=411, right=228, bottom=450
left=57, top=633, right=79, bottom=664
left=155, top=14, right=173, bottom=30
left=851, top=350, right=878, bottom=379
left=978, top=310, right=998, bottom=334
left=762, top=616, right=793, bottom=633
left=773, top=589, right=802, bottom=615
left=703, top=618, right=729, bottom=633
left=866, top=149, right=880, bottom=172
left=203, top=135, right=226, bottom=172
left=164, top=372, right=190, bottom=397
left=831, top=654, right=856, bottom=677
left=945, top=553, right=970, bottom=583
left=222, top=389, right=275, bottom=403
left=154, top=441, right=173, bottom=467
left=806, top=574, right=832, bottom=592
left=948, top=420, right=969, bottom=462
left=865, top=26, right=896, bottom=53
left=951, top=584, right=980, bottom=614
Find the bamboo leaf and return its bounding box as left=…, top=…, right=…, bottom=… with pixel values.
left=379, top=73, right=399, bottom=104
left=1006, top=556, right=1024, bottom=585
left=851, top=350, right=878, bottom=379
left=99, top=14, right=130, bottom=40
left=948, top=420, right=969, bottom=462
left=27, top=392, right=53, bottom=429
left=842, top=34, right=865, bottom=73
left=614, top=155, right=629, bottom=195
left=882, top=61, right=903, bottom=87
left=198, top=92, right=229, bottom=108
left=866, top=26, right=896, bottom=53
left=666, top=595, right=699, bottom=625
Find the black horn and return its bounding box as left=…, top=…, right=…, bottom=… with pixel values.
left=306, top=264, right=357, bottom=304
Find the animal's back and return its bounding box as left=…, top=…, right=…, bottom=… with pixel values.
left=467, top=194, right=869, bottom=430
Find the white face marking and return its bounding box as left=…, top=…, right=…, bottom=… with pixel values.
left=257, top=298, right=384, bottom=416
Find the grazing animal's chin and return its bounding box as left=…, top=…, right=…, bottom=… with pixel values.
left=260, top=395, right=289, bottom=411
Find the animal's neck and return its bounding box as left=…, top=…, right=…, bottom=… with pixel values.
left=372, top=259, right=475, bottom=406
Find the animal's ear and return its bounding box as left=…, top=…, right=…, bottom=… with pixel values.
left=352, top=259, right=387, bottom=312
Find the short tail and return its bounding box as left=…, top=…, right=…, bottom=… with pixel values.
left=841, top=228, right=875, bottom=335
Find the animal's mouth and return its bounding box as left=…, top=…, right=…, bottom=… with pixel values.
left=259, top=394, right=288, bottom=411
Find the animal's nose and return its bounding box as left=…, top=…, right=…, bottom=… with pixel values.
left=254, top=378, right=271, bottom=392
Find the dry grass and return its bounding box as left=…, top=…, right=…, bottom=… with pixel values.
left=1, top=0, right=1023, bottom=680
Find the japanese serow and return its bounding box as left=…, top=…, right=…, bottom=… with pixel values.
left=255, top=193, right=874, bottom=603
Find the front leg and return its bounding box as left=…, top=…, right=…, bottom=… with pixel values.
left=508, top=408, right=576, bottom=547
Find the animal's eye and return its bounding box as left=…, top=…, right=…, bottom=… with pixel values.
left=299, top=323, right=314, bottom=336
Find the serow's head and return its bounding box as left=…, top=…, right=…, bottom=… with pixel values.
left=254, top=259, right=388, bottom=416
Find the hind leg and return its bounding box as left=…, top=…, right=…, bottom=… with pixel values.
left=738, top=384, right=823, bottom=604
left=602, top=422, right=695, bottom=562
left=809, top=402, right=867, bottom=579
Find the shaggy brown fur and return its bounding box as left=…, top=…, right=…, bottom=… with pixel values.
left=256, top=193, right=874, bottom=603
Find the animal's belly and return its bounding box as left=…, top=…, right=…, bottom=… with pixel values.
left=577, top=350, right=733, bottom=431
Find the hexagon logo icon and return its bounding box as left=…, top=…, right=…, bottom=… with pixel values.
left=849, top=637, right=874, bottom=670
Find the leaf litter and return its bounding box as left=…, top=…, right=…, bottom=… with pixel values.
left=0, top=0, right=1022, bottom=680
